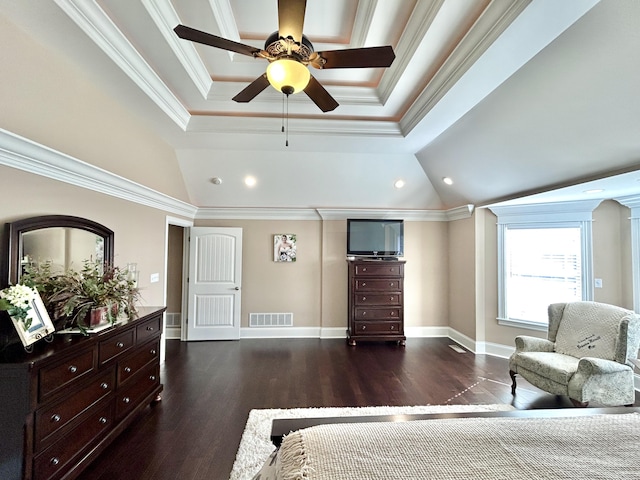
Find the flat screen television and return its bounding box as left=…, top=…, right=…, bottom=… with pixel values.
left=346, top=219, right=404, bottom=258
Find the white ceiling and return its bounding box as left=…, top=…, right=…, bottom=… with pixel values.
left=3, top=0, right=640, bottom=210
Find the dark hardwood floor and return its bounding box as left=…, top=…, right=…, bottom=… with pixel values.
left=80, top=337, right=640, bottom=480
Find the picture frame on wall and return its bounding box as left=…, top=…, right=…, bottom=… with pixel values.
left=274, top=234, right=297, bottom=262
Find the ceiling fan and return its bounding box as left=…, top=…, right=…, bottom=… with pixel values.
left=174, top=0, right=395, bottom=112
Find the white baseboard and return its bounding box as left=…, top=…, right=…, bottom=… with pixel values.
left=240, top=327, right=321, bottom=339
left=165, top=326, right=181, bottom=340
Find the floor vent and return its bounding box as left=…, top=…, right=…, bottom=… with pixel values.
left=249, top=312, right=293, bottom=327
left=449, top=344, right=467, bottom=353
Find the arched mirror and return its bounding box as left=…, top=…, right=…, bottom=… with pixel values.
left=2, top=215, right=114, bottom=286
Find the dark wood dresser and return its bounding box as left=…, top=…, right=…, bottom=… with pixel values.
left=0, top=306, right=165, bottom=480
left=347, top=259, right=406, bottom=345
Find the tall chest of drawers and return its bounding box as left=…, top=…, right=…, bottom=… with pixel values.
left=0, top=307, right=165, bottom=480
left=347, top=260, right=406, bottom=346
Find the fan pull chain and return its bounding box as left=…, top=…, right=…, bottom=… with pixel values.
left=281, top=93, right=285, bottom=133
left=285, top=94, right=289, bottom=147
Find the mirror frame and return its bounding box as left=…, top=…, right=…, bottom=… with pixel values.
left=2, top=215, right=114, bottom=286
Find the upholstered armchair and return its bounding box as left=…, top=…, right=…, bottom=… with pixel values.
left=509, top=301, right=640, bottom=407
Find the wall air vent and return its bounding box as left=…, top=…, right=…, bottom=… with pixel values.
left=249, top=312, right=293, bottom=327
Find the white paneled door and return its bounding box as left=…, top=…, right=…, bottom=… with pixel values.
left=186, top=227, right=242, bottom=340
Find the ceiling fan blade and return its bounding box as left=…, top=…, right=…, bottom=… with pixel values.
left=314, top=46, right=396, bottom=69
left=304, top=76, right=339, bottom=112
left=232, top=74, right=271, bottom=103
left=174, top=25, right=261, bottom=57
left=278, top=0, right=306, bottom=43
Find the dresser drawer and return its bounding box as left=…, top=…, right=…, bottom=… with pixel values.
left=99, top=329, right=135, bottom=365
left=354, top=293, right=402, bottom=306
left=33, top=401, right=114, bottom=480
left=35, top=368, right=115, bottom=449
left=355, top=279, right=402, bottom=292
left=354, top=263, right=403, bottom=277
left=39, top=348, right=96, bottom=402
left=116, top=363, right=160, bottom=419
left=354, top=307, right=402, bottom=320
left=136, top=315, right=162, bottom=344
left=117, top=339, right=160, bottom=386
left=353, top=321, right=402, bottom=335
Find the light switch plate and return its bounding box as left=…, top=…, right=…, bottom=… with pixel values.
left=150, top=273, right=160, bottom=283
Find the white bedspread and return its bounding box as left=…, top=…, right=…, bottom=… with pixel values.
left=276, top=413, right=640, bottom=479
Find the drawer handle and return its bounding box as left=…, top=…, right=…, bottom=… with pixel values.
left=122, top=396, right=131, bottom=404
left=50, top=457, right=60, bottom=466
left=116, top=342, right=125, bottom=348
left=149, top=375, right=156, bottom=381
left=390, top=282, right=394, bottom=287
left=391, top=325, right=395, bottom=330
left=362, top=282, right=366, bottom=287
left=362, top=267, right=367, bottom=272
left=362, top=311, right=366, bottom=316
left=361, top=325, right=366, bottom=330
left=150, top=349, right=157, bottom=355
left=99, top=417, right=108, bottom=425
left=51, top=414, right=61, bottom=423
left=391, top=311, right=395, bottom=316
left=390, top=296, right=394, bottom=301
left=146, top=326, right=154, bottom=331
left=124, top=367, right=131, bottom=373
left=68, top=365, right=77, bottom=373
left=362, top=296, right=366, bottom=301
left=101, top=382, right=109, bottom=389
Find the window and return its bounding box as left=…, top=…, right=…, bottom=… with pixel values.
left=490, top=201, right=600, bottom=330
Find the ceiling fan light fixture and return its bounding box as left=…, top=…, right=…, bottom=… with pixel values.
left=266, top=58, right=310, bottom=95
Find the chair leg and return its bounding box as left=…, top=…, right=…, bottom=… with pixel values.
left=570, top=398, right=589, bottom=408
left=509, top=370, right=517, bottom=395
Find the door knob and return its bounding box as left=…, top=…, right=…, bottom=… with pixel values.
left=234, top=286, right=240, bottom=290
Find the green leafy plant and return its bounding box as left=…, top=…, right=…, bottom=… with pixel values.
left=21, top=260, right=140, bottom=334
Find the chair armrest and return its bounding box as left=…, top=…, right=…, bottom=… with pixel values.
left=577, top=357, right=631, bottom=375
left=514, top=335, right=554, bottom=353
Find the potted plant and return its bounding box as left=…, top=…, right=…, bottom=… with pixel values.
left=21, top=259, right=140, bottom=334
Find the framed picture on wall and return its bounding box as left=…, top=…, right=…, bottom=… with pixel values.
left=274, top=234, right=297, bottom=262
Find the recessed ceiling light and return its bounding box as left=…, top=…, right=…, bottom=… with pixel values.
left=394, top=179, right=405, bottom=189
left=244, top=176, right=257, bottom=187
left=583, top=188, right=604, bottom=194
left=443, top=177, right=453, bottom=185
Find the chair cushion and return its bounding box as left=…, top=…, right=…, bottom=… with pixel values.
left=554, top=302, right=629, bottom=361
left=515, top=352, right=580, bottom=385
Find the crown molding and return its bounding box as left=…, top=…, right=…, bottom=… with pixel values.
left=0, top=129, right=198, bottom=218
left=377, top=0, right=444, bottom=107
left=187, top=115, right=402, bottom=137
left=143, top=0, right=213, bottom=99
left=196, top=208, right=322, bottom=221
left=446, top=204, right=475, bottom=221
left=55, top=0, right=191, bottom=130
left=615, top=194, right=640, bottom=213
left=350, top=0, right=378, bottom=47
left=400, top=0, right=531, bottom=135
left=317, top=209, right=448, bottom=222
left=489, top=199, right=603, bottom=224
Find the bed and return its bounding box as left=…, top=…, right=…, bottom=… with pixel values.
left=259, top=407, right=640, bottom=480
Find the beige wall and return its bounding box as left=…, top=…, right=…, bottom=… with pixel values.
left=478, top=201, right=635, bottom=347
left=0, top=13, right=189, bottom=203
left=448, top=215, right=476, bottom=338
left=194, top=219, right=322, bottom=328
left=0, top=166, right=167, bottom=307
left=166, top=225, right=184, bottom=313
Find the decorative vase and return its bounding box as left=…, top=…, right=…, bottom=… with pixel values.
left=88, top=306, right=109, bottom=327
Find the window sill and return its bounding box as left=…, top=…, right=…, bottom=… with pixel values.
left=497, top=317, right=548, bottom=332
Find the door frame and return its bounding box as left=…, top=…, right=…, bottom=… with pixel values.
left=164, top=216, right=194, bottom=352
